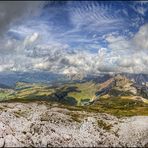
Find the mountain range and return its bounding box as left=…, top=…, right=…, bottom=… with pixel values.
left=0, top=71, right=148, bottom=88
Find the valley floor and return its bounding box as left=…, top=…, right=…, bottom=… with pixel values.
left=0, top=101, right=148, bottom=147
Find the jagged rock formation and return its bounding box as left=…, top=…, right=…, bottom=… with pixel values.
left=113, top=74, right=137, bottom=95
left=95, top=74, right=148, bottom=99
left=0, top=102, right=147, bottom=147
left=114, top=74, right=130, bottom=87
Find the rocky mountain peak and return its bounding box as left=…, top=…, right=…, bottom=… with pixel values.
left=114, top=74, right=132, bottom=88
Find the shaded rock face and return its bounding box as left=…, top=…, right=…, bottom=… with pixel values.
left=96, top=74, right=138, bottom=97
left=114, top=74, right=131, bottom=87
left=0, top=102, right=148, bottom=147
left=113, top=74, right=137, bottom=94
left=114, top=74, right=137, bottom=94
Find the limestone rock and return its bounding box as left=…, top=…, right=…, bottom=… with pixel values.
left=0, top=102, right=147, bottom=147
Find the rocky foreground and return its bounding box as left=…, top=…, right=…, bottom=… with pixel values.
left=0, top=101, right=148, bottom=147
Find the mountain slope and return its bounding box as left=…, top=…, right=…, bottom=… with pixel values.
left=0, top=73, right=148, bottom=116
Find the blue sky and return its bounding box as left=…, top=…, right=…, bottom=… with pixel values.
left=10, top=1, right=147, bottom=50
left=0, top=1, right=148, bottom=75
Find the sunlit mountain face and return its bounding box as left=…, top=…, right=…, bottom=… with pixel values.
left=0, top=1, right=148, bottom=78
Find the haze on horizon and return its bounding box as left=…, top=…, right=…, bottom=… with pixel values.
left=0, top=1, right=148, bottom=76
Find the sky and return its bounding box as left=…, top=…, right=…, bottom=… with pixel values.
left=0, top=1, right=148, bottom=76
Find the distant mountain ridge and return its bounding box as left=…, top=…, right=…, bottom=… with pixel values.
left=0, top=71, right=69, bottom=88
left=93, top=74, right=148, bottom=101
left=122, top=73, right=148, bottom=86
left=0, top=72, right=148, bottom=109
left=83, top=73, right=148, bottom=86
left=0, top=83, right=11, bottom=89
left=0, top=72, right=148, bottom=91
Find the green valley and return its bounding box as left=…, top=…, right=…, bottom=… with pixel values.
left=0, top=74, right=148, bottom=117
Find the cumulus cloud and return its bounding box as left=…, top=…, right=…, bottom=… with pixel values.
left=133, top=24, right=148, bottom=50
left=24, top=32, right=39, bottom=46
left=0, top=1, right=148, bottom=76
left=101, top=24, right=148, bottom=74
left=0, top=24, right=148, bottom=76
left=105, top=34, right=134, bottom=51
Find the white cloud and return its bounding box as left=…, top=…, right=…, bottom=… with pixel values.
left=34, top=61, right=50, bottom=70
left=105, top=34, right=133, bottom=51
left=26, top=32, right=39, bottom=44
left=0, top=3, right=148, bottom=78
left=69, top=1, right=125, bottom=33
left=23, top=32, right=40, bottom=50
left=133, top=24, right=148, bottom=50
left=131, top=1, right=148, bottom=16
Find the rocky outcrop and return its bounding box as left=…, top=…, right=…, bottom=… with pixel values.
left=0, top=102, right=148, bottom=147
left=113, top=74, right=137, bottom=95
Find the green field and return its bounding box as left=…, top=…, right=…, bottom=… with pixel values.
left=91, top=96, right=148, bottom=116
left=0, top=81, right=148, bottom=117
left=67, top=81, right=99, bottom=103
